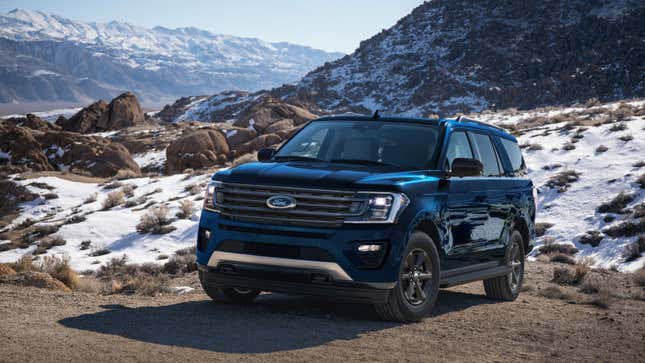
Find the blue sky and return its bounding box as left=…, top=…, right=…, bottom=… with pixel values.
left=0, top=0, right=424, bottom=53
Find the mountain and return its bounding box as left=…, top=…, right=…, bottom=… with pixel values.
left=0, top=9, right=343, bottom=107
left=161, top=0, right=645, bottom=121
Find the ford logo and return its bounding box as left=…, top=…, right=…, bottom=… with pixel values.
left=266, top=195, right=297, bottom=209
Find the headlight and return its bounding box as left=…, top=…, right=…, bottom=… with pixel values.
left=345, top=192, right=409, bottom=224
left=203, top=181, right=223, bottom=211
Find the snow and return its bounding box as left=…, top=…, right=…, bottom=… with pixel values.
left=133, top=149, right=166, bottom=170
left=2, top=107, right=82, bottom=123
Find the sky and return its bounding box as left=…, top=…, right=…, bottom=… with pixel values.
left=0, top=0, right=424, bottom=53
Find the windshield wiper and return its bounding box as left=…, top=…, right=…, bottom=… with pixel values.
left=273, top=155, right=324, bottom=162
left=330, top=159, right=399, bottom=167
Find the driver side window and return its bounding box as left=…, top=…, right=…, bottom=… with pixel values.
left=445, top=131, right=473, bottom=169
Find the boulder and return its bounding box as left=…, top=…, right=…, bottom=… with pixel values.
left=57, top=92, right=146, bottom=133
left=234, top=133, right=285, bottom=157
left=166, top=129, right=230, bottom=174
left=234, top=99, right=316, bottom=132
left=37, top=131, right=141, bottom=178
left=0, top=124, right=54, bottom=173
left=225, top=127, right=257, bottom=149
left=265, top=119, right=294, bottom=134
left=3, top=114, right=61, bottom=131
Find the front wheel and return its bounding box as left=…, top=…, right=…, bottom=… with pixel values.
left=199, top=270, right=261, bottom=304
left=483, top=230, right=525, bottom=301
left=375, top=231, right=441, bottom=322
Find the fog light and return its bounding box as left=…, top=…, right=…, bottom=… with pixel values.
left=357, top=244, right=382, bottom=252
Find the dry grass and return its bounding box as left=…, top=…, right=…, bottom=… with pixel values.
left=550, top=253, right=576, bottom=265
left=579, top=230, right=604, bottom=247
left=552, top=264, right=588, bottom=286
left=632, top=161, right=645, bottom=168
left=608, top=122, right=627, bottom=132
left=637, top=173, right=645, bottom=189
left=84, top=193, right=97, bottom=204
left=176, top=199, right=194, bottom=219
left=595, top=145, right=608, bottom=153
left=34, top=235, right=67, bottom=255
left=623, top=235, right=645, bottom=262
left=121, top=184, right=136, bottom=198
left=589, top=291, right=612, bottom=309
left=184, top=183, right=202, bottom=196
left=535, top=222, right=554, bottom=237
left=618, top=134, right=634, bottom=142
left=603, top=218, right=645, bottom=237
left=597, top=192, right=635, bottom=214
left=136, top=205, right=175, bottom=234
left=0, top=264, right=17, bottom=276
left=102, top=191, right=125, bottom=210
left=102, top=181, right=123, bottom=190
left=37, top=255, right=79, bottom=290
left=562, top=142, right=576, bottom=151
left=539, top=237, right=578, bottom=255
left=633, top=267, right=645, bottom=287
left=545, top=170, right=580, bottom=191
left=538, top=285, right=571, bottom=300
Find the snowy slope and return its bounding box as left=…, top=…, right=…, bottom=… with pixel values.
left=0, top=9, right=343, bottom=105
left=0, top=100, right=643, bottom=272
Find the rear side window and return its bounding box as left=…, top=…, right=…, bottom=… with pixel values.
left=468, top=132, right=501, bottom=177
left=500, top=137, right=525, bottom=175
left=445, top=131, right=473, bottom=168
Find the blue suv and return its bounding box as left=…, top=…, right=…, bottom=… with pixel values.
left=196, top=115, right=536, bottom=322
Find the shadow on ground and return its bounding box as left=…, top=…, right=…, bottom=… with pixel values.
left=58, top=290, right=495, bottom=353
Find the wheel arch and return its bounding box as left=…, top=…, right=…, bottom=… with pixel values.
left=511, top=216, right=530, bottom=255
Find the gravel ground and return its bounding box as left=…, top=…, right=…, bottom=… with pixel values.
left=1, top=261, right=644, bottom=362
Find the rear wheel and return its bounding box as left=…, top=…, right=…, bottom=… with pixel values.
left=375, top=231, right=440, bottom=322
left=483, top=230, right=525, bottom=301
left=199, top=270, right=260, bottom=304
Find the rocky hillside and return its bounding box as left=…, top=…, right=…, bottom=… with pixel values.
left=162, top=0, right=645, bottom=122
left=0, top=9, right=343, bottom=106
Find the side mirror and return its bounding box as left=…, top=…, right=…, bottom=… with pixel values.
left=451, top=158, right=483, bottom=177
left=257, top=148, right=276, bottom=162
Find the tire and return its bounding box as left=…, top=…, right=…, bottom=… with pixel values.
left=199, top=270, right=261, bottom=304
left=375, top=231, right=441, bottom=322
left=483, top=230, right=525, bottom=301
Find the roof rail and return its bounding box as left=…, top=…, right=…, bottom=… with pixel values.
left=455, top=115, right=506, bottom=131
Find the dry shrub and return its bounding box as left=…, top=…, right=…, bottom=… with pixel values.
left=75, top=276, right=101, bottom=293
left=579, top=230, right=604, bottom=247
left=589, top=291, right=612, bottom=309
left=550, top=253, right=576, bottom=265
left=535, top=222, right=554, bottom=237
left=113, top=169, right=139, bottom=180
left=121, top=184, right=136, bottom=198
left=579, top=277, right=600, bottom=294
left=184, top=183, right=201, bottom=196
left=597, top=192, right=635, bottom=214
left=623, top=235, right=645, bottom=262
left=603, top=218, right=645, bottom=238
left=84, top=193, right=97, bottom=204
left=0, top=271, right=71, bottom=292
left=618, top=134, right=633, bottom=142
left=176, top=199, right=194, bottom=219
left=584, top=97, right=600, bottom=107
left=34, top=235, right=67, bottom=255
left=595, top=145, right=608, bottom=153
left=102, top=181, right=123, bottom=190
left=632, top=161, right=645, bottom=168
left=137, top=205, right=175, bottom=234
left=608, top=122, right=627, bottom=132
left=37, top=255, right=79, bottom=290
left=545, top=170, right=580, bottom=191
left=80, top=240, right=91, bottom=250
left=43, top=193, right=59, bottom=200
left=539, top=237, right=578, bottom=255
left=610, top=103, right=634, bottom=121
left=162, top=247, right=197, bottom=275
left=553, top=265, right=587, bottom=286
left=0, top=264, right=16, bottom=276
left=538, top=285, right=571, bottom=300
left=102, top=191, right=125, bottom=210
left=562, top=142, right=576, bottom=151
left=90, top=245, right=110, bottom=257
left=11, top=255, right=34, bottom=272
left=95, top=255, right=170, bottom=296
left=633, top=267, right=645, bottom=287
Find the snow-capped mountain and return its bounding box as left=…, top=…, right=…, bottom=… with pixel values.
left=0, top=9, right=343, bottom=106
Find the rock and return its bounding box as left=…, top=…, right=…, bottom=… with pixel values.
left=265, top=119, right=294, bottom=134
left=37, top=131, right=141, bottom=178
left=3, top=114, right=61, bottom=131
left=234, top=133, right=285, bottom=157
left=225, top=127, right=257, bottom=149
left=0, top=271, right=71, bottom=292
left=0, top=124, right=54, bottom=173
left=234, top=98, right=316, bottom=132
left=166, top=129, right=230, bottom=174
left=57, top=92, right=146, bottom=133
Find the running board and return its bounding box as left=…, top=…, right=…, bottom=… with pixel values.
left=439, top=265, right=511, bottom=288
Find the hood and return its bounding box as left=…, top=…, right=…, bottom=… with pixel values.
left=214, top=161, right=438, bottom=190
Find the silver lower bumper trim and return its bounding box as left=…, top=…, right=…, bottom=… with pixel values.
left=207, top=251, right=354, bottom=282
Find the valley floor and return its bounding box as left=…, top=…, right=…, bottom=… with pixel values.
left=1, top=261, right=643, bottom=362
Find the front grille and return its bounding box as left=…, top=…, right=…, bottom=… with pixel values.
left=212, top=183, right=365, bottom=227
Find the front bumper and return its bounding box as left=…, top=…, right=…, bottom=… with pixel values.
left=198, top=263, right=392, bottom=304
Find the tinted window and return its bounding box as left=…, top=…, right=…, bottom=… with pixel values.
left=500, top=137, right=525, bottom=174
left=445, top=131, right=473, bottom=168
left=275, top=120, right=441, bottom=170
left=468, top=132, right=501, bottom=177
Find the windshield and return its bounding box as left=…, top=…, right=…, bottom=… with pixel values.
left=274, top=120, right=441, bottom=170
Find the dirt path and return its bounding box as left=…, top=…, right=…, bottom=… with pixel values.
left=1, top=262, right=644, bottom=362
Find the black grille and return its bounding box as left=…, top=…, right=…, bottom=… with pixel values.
left=216, top=240, right=336, bottom=262
left=212, top=183, right=365, bottom=227
left=218, top=224, right=332, bottom=239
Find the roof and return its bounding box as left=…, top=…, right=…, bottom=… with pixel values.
left=313, top=114, right=511, bottom=137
